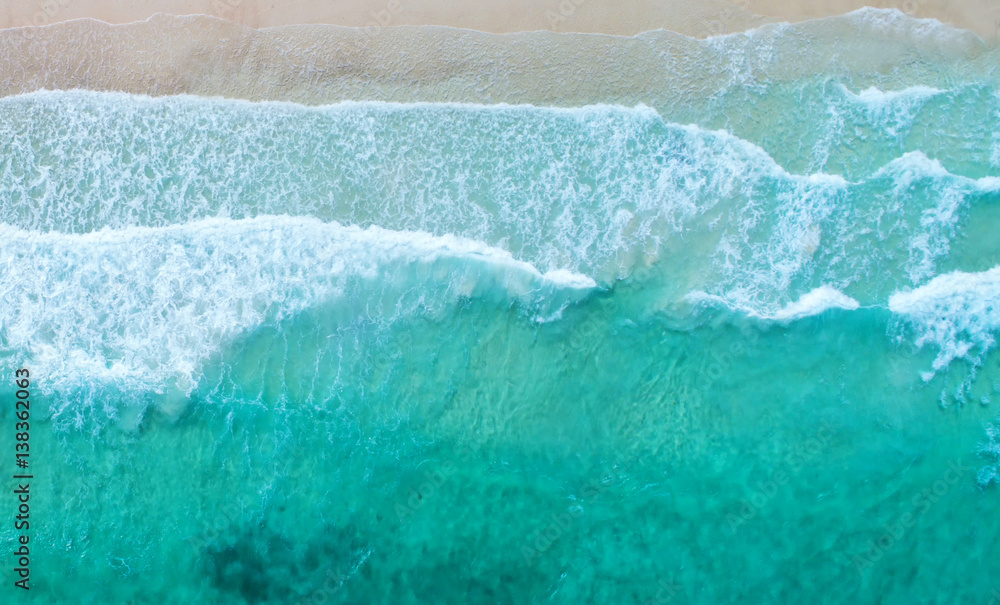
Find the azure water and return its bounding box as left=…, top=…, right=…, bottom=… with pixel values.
left=1, top=11, right=999, bottom=604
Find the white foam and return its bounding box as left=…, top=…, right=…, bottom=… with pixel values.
left=875, top=150, right=951, bottom=181
left=994, top=91, right=1000, bottom=170
left=836, top=85, right=945, bottom=140
left=0, top=89, right=993, bottom=328
left=676, top=138, right=990, bottom=321
left=0, top=91, right=676, bottom=285
left=878, top=152, right=1000, bottom=285
left=844, top=85, right=944, bottom=105
left=0, top=216, right=596, bottom=406
left=978, top=419, right=1000, bottom=487
left=540, top=269, right=598, bottom=290
left=772, top=286, right=861, bottom=321
left=889, top=266, right=1000, bottom=376
left=684, top=286, right=859, bottom=322
left=841, top=7, right=982, bottom=44
left=0, top=88, right=663, bottom=123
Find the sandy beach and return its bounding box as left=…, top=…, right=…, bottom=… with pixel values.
left=0, top=0, right=996, bottom=107
left=3, top=1, right=1000, bottom=605
left=0, top=6, right=995, bottom=107
left=1, top=0, right=998, bottom=39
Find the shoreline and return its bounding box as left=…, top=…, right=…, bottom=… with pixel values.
left=0, top=10, right=994, bottom=108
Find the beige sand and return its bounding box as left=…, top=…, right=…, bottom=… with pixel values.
left=0, top=11, right=994, bottom=109
left=1, top=0, right=998, bottom=39
left=0, top=2, right=996, bottom=109
left=0, top=0, right=766, bottom=38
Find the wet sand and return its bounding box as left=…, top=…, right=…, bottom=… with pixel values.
left=2, top=8, right=997, bottom=105
left=0, top=2, right=996, bottom=112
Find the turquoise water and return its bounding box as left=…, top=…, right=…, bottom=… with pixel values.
left=2, top=12, right=1000, bottom=605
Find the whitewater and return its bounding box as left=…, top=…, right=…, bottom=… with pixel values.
left=0, top=10, right=999, bottom=605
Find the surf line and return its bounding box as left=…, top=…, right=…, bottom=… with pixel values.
left=12, top=367, right=31, bottom=591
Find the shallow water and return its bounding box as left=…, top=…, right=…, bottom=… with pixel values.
left=0, top=10, right=999, bottom=605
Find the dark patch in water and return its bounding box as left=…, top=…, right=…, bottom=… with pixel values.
left=202, top=520, right=368, bottom=604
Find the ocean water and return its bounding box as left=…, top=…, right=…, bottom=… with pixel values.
left=1, top=11, right=1000, bottom=605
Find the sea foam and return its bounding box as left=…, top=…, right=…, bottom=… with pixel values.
left=1, top=91, right=997, bottom=379
left=0, top=216, right=595, bottom=406
left=889, top=266, right=1000, bottom=378
left=772, top=286, right=861, bottom=321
